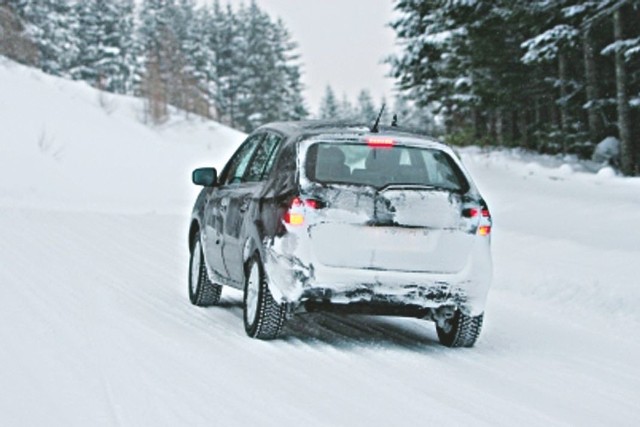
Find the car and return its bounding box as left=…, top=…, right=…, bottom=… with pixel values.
left=188, top=120, right=492, bottom=347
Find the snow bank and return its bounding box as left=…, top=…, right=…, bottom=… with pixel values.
left=460, top=146, right=640, bottom=324
left=0, top=56, right=246, bottom=213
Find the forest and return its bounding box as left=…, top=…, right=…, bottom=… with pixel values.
left=1, top=0, right=307, bottom=132
left=389, top=0, right=640, bottom=175
left=2, top=0, right=639, bottom=174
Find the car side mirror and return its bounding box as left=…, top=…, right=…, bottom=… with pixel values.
left=192, top=168, right=217, bottom=187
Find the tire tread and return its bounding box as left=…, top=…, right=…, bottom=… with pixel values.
left=436, top=311, right=483, bottom=348
left=244, top=255, right=286, bottom=340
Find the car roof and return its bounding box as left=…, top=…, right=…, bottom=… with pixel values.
left=255, top=120, right=447, bottom=149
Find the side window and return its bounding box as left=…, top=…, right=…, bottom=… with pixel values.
left=221, top=133, right=264, bottom=185
left=260, top=134, right=284, bottom=179
left=244, top=133, right=283, bottom=182
left=421, top=150, right=465, bottom=190
left=271, top=143, right=297, bottom=190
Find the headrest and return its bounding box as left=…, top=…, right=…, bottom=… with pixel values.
left=365, top=148, right=400, bottom=170
left=318, top=146, right=346, bottom=165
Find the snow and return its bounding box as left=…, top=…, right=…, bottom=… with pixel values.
left=592, top=135, right=620, bottom=164
left=521, top=24, right=578, bottom=64
left=0, top=56, right=245, bottom=213
left=2, top=58, right=640, bottom=425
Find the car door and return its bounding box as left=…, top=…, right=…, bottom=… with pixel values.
left=203, top=133, right=264, bottom=283
left=222, top=132, right=284, bottom=284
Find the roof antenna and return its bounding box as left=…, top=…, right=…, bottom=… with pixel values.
left=391, top=114, right=398, bottom=127
left=370, top=103, right=385, bottom=133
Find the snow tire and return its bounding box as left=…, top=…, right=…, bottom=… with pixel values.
left=436, top=310, right=483, bottom=348
left=189, top=231, right=222, bottom=307
left=243, top=253, right=286, bottom=340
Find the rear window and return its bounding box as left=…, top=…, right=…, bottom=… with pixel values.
left=305, top=142, right=468, bottom=192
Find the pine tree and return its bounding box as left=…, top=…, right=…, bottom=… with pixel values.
left=319, top=85, right=339, bottom=119
left=71, top=0, right=135, bottom=94
left=338, top=92, right=356, bottom=120
left=15, top=0, right=78, bottom=76
left=356, top=89, right=376, bottom=123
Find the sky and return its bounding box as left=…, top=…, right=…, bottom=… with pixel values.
left=222, top=0, right=399, bottom=115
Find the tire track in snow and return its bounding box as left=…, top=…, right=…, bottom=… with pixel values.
left=2, top=206, right=640, bottom=426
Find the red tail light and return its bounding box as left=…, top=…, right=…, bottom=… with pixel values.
left=283, top=197, right=323, bottom=226
left=462, top=207, right=491, bottom=218
left=462, top=205, right=492, bottom=235
left=462, top=208, right=479, bottom=218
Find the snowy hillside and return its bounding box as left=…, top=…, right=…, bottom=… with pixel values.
left=0, top=56, right=245, bottom=212
left=1, top=58, right=640, bottom=426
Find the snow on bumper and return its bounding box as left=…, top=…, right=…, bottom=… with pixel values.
left=263, top=231, right=492, bottom=316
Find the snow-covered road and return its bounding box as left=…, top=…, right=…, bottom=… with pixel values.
left=2, top=59, right=639, bottom=425
left=2, top=151, right=639, bottom=426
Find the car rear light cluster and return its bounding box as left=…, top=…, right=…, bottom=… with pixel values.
left=462, top=208, right=490, bottom=218
left=283, top=197, right=323, bottom=226
left=462, top=206, right=492, bottom=236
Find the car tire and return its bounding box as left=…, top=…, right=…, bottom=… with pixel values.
left=436, top=310, right=483, bottom=348
left=243, top=253, right=286, bottom=340
left=189, top=231, right=222, bottom=307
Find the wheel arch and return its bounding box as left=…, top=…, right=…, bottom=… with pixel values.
left=189, top=219, right=200, bottom=252
left=242, top=236, right=261, bottom=268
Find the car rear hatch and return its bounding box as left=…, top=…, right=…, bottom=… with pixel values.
left=295, top=136, right=482, bottom=274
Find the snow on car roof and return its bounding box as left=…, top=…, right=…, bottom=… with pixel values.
left=257, top=120, right=447, bottom=149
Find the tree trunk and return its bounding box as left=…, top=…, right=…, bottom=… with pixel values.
left=519, top=108, right=530, bottom=150
left=472, top=107, right=482, bottom=139
left=558, top=52, right=570, bottom=153
left=488, top=110, right=497, bottom=143
left=496, top=109, right=504, bottom=146
left=583, top=25, right=603, bottom=145
left=614, top=7, right=635, bottom=175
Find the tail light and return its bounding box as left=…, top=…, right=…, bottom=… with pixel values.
left=478, top=225, right=491, bottom=236
left=283, top=197, right=324, bottom=226
left=479, top=206, right=492, bottom=236
left=462, top=205, right=492, bottom=235
left=462, top=208, right=491, bottom=218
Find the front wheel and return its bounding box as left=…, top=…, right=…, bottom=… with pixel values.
left=189, top=231, right=222, bottom=307
left=243, top=254, right=286, bottom=340
left=436, top=310, right=484, bottom=348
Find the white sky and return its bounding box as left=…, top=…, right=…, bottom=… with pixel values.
left=221, top=0, right=398, bottom=115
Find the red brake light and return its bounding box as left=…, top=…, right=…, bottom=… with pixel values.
left=367, top=137, right=395, bottom=148
left=462, top=208, right=479, bottom=218
left=284, top=197, right=323, bottom=225
left=462, top=207, right=491, bottom=218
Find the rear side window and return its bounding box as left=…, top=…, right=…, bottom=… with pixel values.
left=244, top=133, right=282, bottom=182
left=305, top=143, right=468, bottom=192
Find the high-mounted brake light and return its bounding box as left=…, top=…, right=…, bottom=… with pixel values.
left=367, top=137, right=395, bottom=148
left=283, top=197, right=323, bottom=226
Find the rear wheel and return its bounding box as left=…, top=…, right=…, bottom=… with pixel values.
left=436, top=310, right=483, bottom=348
left=189, top=231, right=222, bottom=307
left=243, top=254, right=286, bottom=340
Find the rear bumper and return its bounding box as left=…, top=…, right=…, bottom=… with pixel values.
left=263, top=232, right=492, bottom=316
